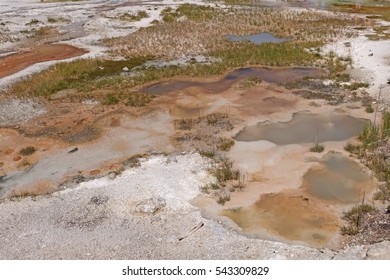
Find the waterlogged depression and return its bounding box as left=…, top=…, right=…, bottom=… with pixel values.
left=234, top=112, right=368, bottom=144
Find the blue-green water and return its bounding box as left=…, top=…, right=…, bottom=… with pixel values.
left=226, top=32, right=289, bottom=45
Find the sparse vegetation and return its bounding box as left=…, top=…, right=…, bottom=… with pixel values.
left=26, top=19, right=40, bottom=25
left=102, top=91, right=154, bottom=107
left=341, top=204, right=376, bottom=235
left=217, top=193, right=231, bottom=205
left=102, top=93, right=119, bottom=105
left=107, top=5, right=365, bottom=61
left=173, top=112, right=242, bottom=203
left=344, top=82, right=369, bottom=90
left=213, top=159, right=239, bottom=183
left=344, top=141, right=361, bottom=154
left=5, top=4, right=370, bottom=100
left=310, top=143, right=325, bottom=153
left=374, top=183, right=390, bottom=202
left=358, top=122, right=381, bottom=149
left=6, top=57, right=149, bottom=98
left=119, top=11, right=149, bottom=22
left=345, top=111, right=390, bottom=225
left=19, top=146, right=37, bottom=156
left=332, top=4, right=390, bottom=22
left=161, top=4, right=215, bottom=23
left=217, top=137, right=235, bottom=151
left=47, top=17, right=69, bottom=23
left=365, top=103, right=374, bottom=113
left=34, top=26, right=51, bottom=36
left=237, top=76, right=262, bottom=88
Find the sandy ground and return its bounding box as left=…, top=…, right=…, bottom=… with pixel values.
left=323, top=28, right=390, bottom=100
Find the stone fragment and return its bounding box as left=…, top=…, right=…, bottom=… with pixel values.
left=135, top=197, right=166, bottom=214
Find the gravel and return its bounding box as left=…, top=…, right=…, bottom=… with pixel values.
left=0, top=98, right=46, bottom=126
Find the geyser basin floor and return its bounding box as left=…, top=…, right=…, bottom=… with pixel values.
left=222, top=152, right=376, bottom=248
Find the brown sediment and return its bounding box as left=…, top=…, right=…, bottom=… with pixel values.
left=223, top=191, right=340, bottom=248
left=0, top=44, right=87, bottom=78
left=142, top=67, right=326, bottom=95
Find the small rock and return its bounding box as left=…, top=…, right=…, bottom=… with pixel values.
left=89, top=195, right=109, bottom=206
left=134, top=197, right=166, bottom=214
left=122, top=67, right=129, bottom=72
left=333, top=245, right=367, bottom=260
left=268, top=253, right=288, bottom=260
left=68, top=147, right=78, bottom=153
left=366, top=241, right=390, bottom=260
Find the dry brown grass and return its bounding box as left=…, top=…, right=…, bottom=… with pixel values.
left=332, top=4, right=390, bottom=22
left=106, top=5, right=368, bottom=60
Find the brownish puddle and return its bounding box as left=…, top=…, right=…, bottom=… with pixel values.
left=0, top=44, right=87, bottom=78
left=234, top=112, right=368, bottom=144
left=223, top=192, right=340, bottom=247
left=302, top=152, right=376, bottom=203
left=222, top=153, right=376, bottom=248
left=142, top=67, right=325, bottom=95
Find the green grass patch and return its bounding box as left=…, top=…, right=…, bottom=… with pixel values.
left=6, top=57, right=149, bottom=98
left=374, top=182, right=390, bottom=202
left=213, top=41, right=320, bottom=68
left=161, top=4, right=215, bottom=22
left=344, top=141, right=362, bottom=154
left=119, top=11, right=149, bottom=22
left=26, top=19, right=40, bottom=26
left=213, top=161, right=238, bottom=182
left=217, top=137, right=235, bottom=151
left=365, top=104, right=374, bottom=113
left=341, top=204, right=376, bottom=235
left=102, top=91, right=154, bottom=107
left=310, top=143, right=325, bottom=153
left=237, top=76, right=262, bottom=88
left=382, top=110, right=390, bottom=138
left=47, top=17, right=69, bottom=23
left=344, top=82, right=369, bottom=90
left=358, top=122, right=381, bottom=149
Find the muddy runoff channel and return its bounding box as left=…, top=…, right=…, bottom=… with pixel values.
left=1, top=66, right=377, bottom=250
